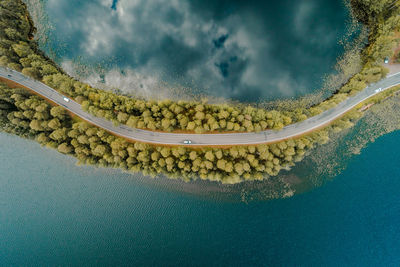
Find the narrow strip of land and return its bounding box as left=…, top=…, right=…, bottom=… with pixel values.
left=1, top=67, right=400, bottom=146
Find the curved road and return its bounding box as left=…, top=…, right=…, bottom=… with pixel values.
left=1, top=67, right=400, bottom=146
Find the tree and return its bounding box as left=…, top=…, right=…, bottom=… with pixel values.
left=195, top=111, right=205, bottom=121
left=161, top=118, right=171, bottom=130
left=93, top=144, right=107, bottom=157
left=22, top=67, right=40, bottom=80
left=350, top=0, right=394, bottom=25
left=234, top=162, right=244, bottom=175
left=215, top=149, right=223, bottom=159
left=204, top=161, right=213, bottom=170
left=187, top=121, right=196, bottom=131
left=205, top=150, right=215, bottom=161
left=160, top=147, right=171, bottom=158
left=189, top=151, right=197, bottom=160
left=40, top=64, right=58, bottom=76
left=29, top=119, right=44, bottom=131
left=36, top=133, right=50, bottom=144
left=48, top=118, right=61, bottom=130
left=77, top=135, right=89, bottom=144
left=50, top=106, right=67, bottom=120
left=151, top=151, right=160, bottom=161
left=217, top=159, right=226, bottom=170
left=12, top=41, right=32, bottom=57
left=58, top=143, right=73, bottom=154
left=50, top=128, right=68, bottom=141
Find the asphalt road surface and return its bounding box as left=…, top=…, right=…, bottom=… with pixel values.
left=1, top=67, right=400, bottom=146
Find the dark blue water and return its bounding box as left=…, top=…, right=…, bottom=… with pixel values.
left=1, top=130, right=400, bottom=266
left=36, top=0, right=350, bottom=101
left=111, top=0, right=118, bottom=11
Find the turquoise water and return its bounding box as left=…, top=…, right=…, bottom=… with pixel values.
left=1, top=131, right=400, bottom=266
left=36, top=0, right=351, bottom=102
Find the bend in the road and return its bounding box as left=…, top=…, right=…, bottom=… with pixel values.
left=1, top=67, right=400, bottom=146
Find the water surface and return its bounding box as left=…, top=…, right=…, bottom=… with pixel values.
left=1, top=132, right=400, bottom=266
left=3, top=2, right=398, bottom=265
left=36, top=0, right=350, bottom=102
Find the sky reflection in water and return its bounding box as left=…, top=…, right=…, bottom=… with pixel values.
left=43, top=0, right=349, bottom=102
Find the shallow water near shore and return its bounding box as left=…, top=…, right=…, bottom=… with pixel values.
left=1, top=131, right=400, bottom=265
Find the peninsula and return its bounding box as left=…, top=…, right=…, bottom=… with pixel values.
left=0, top=0, right=399, bottom=184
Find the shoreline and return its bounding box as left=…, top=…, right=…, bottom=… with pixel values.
left=0, top=0, right=399, bottom=187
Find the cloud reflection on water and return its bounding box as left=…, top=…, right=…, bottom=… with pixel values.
left=45, top=0, right=348, bottom=102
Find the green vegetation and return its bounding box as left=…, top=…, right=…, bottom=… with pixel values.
left=0, top=0, right=297, bottom=133
left=0, top=82, right=331, bottom=183
left=0, top=0, right=399, bottom=184
left=350, top=0, right=398, bottom=26
left=337, top=0, right=400, bottom=95
left=1, top=0, right=397, bottom=134
left=394, top=51, right=400, bottom=63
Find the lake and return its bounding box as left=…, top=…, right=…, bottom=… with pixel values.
left=2, top=0, right=399, bottom=265
left=32, top=0, right=351, bottom=102
left=1, top=130, right=400, bottom=266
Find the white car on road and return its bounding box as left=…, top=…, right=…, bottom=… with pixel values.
left=384, top=57, right=389, bottom=64
left=183, top=140, right=192, bottom=144
left=374, top=88, right=383, bottom=93
left=63, top=97, right=70, bottom=102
